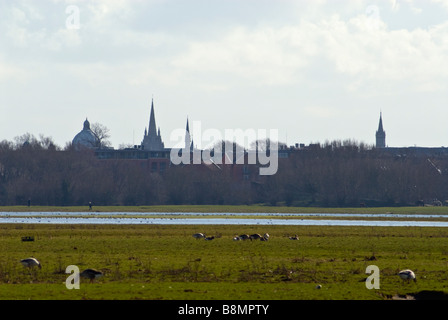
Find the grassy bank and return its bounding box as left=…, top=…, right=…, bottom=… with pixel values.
left=1, top=223, right=448, bottom=300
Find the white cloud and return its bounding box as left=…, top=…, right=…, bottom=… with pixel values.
left=430, top=0, right=448, bottom=10
left=1, top=0, right=448, bottom=147
left=170, top=13, right=448, bottom=94
left=171, top=24, right=320, bottom=87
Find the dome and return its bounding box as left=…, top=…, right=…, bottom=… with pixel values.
left=72, top=118, right=98, bottom=149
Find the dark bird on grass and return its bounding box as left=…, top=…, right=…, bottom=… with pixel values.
left=238, top=234, right=250, bottom=240
left=398, top=269, right=416, bottom=283
left=250, top=234, right=262, bottom=240
left=20, top=257, right=41, bottom=269
left=205, top=236, right=215, bottom=240
left=80, top=268, right=103, bottom=283
left=192, top=233, right=206, bottom=239
left=289, top=235, right=299, bottom=240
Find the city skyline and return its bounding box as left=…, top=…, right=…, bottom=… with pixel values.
left=1, top=1, right=448, bottom=149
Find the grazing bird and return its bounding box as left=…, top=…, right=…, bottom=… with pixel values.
left=80, top=268, right=103, bottom=283
left=239, top=234, right=250, bottom=241
left=233, top=235, right=241, bottom=241
left=250, top=234, right=262, bottom=240
left=192, top=233, right=206, bottom=239
left=20, top=257, right=41, bottom=269
left=205, top=236, right=215, bottom=240
left=398, top=269, right=416, bottom=283
left=289, top=235, right=299, bottom=240
left=263, top=233, right=270, bottom=240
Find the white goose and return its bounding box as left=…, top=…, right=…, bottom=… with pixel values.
left=20, top=257, right=41, bottom=269
left=398, top=269, right=416, bottom=283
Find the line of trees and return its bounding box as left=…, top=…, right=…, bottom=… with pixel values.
left=1, top=135, right=447, bottom=207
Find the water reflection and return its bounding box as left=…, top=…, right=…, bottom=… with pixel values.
left=1, top=211, right=448, bottom=218
left=0, top=212, right=448, bottom=227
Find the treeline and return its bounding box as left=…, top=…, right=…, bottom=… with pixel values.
left=0, top=135, right=250, bottom=206
left=1, top=135, right=447, bottom=207
left=268, top=140, right=448, bottom=207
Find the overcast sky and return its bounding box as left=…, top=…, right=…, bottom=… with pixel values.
left=1, top=0, right=448, bottom=149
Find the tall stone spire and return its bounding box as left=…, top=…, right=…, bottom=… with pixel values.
left=148, top=98, right=157, bottom=138
left=141, top=98, right=165, bottom=151
left=185, top=117, right=191, bottom=150
left=375, top=112, right=386, bottom=148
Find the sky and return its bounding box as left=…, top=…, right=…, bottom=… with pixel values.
left=1, top=0, right=448, bottom=149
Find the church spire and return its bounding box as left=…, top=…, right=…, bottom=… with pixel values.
left=141, top=97, right=165, bottom=151
left=375, top=112, right=386, bottom=148
left=377, top=112, right=384, bottom=132
left=148, top=98, right=157, bottom=137
left=185, top=117, right=191, bottom=150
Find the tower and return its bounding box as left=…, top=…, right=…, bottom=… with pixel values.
left=185, top=117, right=193, bottom=151
left=141, top=99, right=165, bottom=151
left=375, top=112, right=386, bottom=148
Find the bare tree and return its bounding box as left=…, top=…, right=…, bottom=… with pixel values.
left=90, top=122, right=112, bottom=148
left=250, top=139, right=286, bottom=151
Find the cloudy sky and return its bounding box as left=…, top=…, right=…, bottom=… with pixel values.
left=1, top=0, right=448, bottom=149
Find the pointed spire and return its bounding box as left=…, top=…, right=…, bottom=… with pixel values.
left=185, top=117, right=191, bottom=150
left=377, top=112, right=384, bottom=132
left=148, top=98, right=157, bottom=137
left=141, top=97, right=165, bottom=151
left=375, top=111, right=386, bottom=148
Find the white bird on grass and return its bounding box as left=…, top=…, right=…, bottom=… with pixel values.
left=20, top=257, right=41, bottom=269
left=398, top=269, right=416, bottom=283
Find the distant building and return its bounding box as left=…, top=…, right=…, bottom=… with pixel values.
left=375, top=112, right=386, bottom=148
left=72, top=118, right=99, bottom=150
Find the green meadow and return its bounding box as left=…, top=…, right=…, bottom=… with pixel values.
left=1, top=221, right=448, bottom=300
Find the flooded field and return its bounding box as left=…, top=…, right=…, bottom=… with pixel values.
left=1, top=211, right=448, bottom=227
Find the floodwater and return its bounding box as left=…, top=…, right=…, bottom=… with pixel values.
left=1, top=211, right=448, bottom=227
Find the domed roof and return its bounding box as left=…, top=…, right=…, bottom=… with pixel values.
left=72, top=118, right=98, bottom=149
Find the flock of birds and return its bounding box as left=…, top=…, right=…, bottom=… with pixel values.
left=17, top=235, right=418, bottom=287
left=193, top=232, right=272, bottom=241
left=192, top=232, right=418, bottom=285
left=193, top=232, right=302, bottom=241
left=20, top=257, right=103, bottom=283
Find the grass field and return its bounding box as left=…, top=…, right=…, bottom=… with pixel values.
left=1, top=222, right=448, bottom=300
